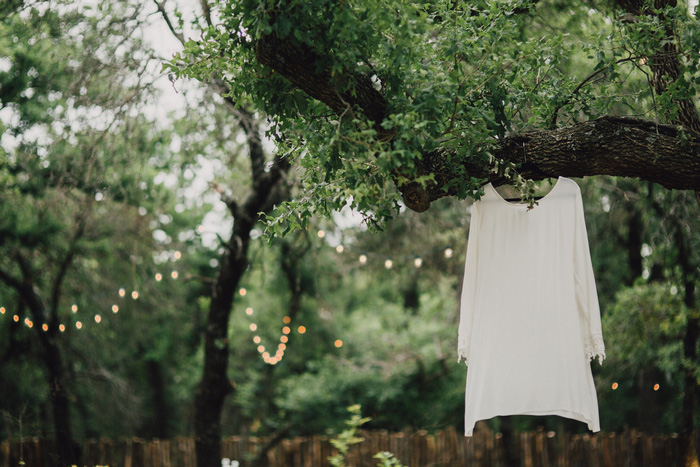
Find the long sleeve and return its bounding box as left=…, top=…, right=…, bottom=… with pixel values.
left=573, top=186, right=606, bottom=365
left=458, top=201, right=481, bottom=365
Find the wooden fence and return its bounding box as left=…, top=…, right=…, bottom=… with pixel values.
left=1, top=427, right=694, bottom=467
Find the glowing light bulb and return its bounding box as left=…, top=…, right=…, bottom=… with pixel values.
left=0, top=307, right=5, bottom=314
left=257, top=345, right=265, bottom=353
left=112, top=305, right=119, bottom=313
left=444, top=248, right=454, bottom=258
left=245, top=307, right=254, bottom=315
left=262, top=352, right=270, bottom=360
left=253, top=336, right=261, bottom=344
left=131, top=291, right=139, bottom=300
left=334, top=339, right=343, bottom=348
left=414, top=258, right=423, bottom=268
left=13, top=315, right=19, bottom=322
left=249, top=323, right=257, bottom=331
left=653, top=384, right=660, bottom=391
left=76, top=321, right=83, bottom=329
left=197, top=225, right=204, bottom=233
left=59, top=324, right=66, bottom=332
left=612, top=382, right=618, bottom=390
left=317, top=230, right=326, bottom=238
left=71, top=304, right=78, bottom=313
left=25, top=319, right=33, bottom=328
left=94, top=314, right=101, bottom=323
left=42, top=324, right=48, bottom=332
left=278, top=343, right=286, bottom=351
left=155, top=273, right=163, bottom=281
left=336, top=245, right=344, bottom=253
left=239, top=288, right=247, bottom=296
left=119, top=288, right=126, bottom=297
left=384, top=259, right=393, bottom=269
left=171, top=271, right=179, bottom=279
left=280, top=335, right=289, bottom=343
left=359, top=254, right=367, bottom=264
left=282, top=326, right=291, bottom=335
left=174, top=250, right=182, bottom=260
left=283, top=316, right=291, bottom=324
left=297, top=326, right=306, bottom=334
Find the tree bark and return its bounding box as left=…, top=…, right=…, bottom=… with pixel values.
left=252, top=1, right=700, bottom=213
left=193, top=115, right=290, bottom=466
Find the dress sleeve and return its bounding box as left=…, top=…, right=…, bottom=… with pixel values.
left=573, top=185, right=606, bottom=365
left=458, top=201, right=481, bottom=365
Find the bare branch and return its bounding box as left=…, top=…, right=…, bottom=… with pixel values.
left=200, top=0, right=213, bottom=28
left=152, top=0, right=186, bottom=45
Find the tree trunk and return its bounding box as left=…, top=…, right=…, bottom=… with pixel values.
left=676, top=224, right=699, bottom=466
left=194, top=219, right=252, bottom=467
left=193, top=110, right=290, bottom=466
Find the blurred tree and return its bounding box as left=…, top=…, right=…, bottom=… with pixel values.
left=0, top=1, right=193, bottom=462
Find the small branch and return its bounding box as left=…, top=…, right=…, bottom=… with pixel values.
left=550, top=56, right=641, bottom=128
left=199, top=0, right=213, bottom=28
left=153, top=0, right=186, bottom=45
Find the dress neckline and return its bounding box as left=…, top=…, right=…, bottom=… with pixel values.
left=487, top=176, right=564, bottom=208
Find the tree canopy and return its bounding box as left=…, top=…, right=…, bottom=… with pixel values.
left=168, top=0, right=700, bottom=229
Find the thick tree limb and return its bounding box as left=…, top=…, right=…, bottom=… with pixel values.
left=401, top=116, right=700, bottom=211
left=254, top=30, right=700, bottom=211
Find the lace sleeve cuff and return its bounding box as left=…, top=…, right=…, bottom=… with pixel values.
left=584, top=333, right=606, bottom=365
left=458, top=335, right=470, bottom=365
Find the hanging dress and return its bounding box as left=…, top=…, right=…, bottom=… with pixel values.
left=458, top=176, right=605, bottom=436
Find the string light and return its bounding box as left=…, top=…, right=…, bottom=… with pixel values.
left=131, top=291, right=139, bottom=300
left=653, top=384, right=660, bottom=391
left=174, top=251, right=182, bottom=260
left=444, top=248, right=454, bottom=258
left=414, top=258, right=423, bottom=268
left=76, top=321, right=83, bottom=329
left=262, top=352, right=270, bottom=360
left=283, top=316, right=291, bottom=324
left=336, top=245, right=344, bottom=253
left=13, top=315, right=19, bottom=322
left=42, top=324, right=48, bottom=332
left=155, top=273, right=163, bottom=281
left=334, top=339, right=343, bottom=348
left=249, top=323, right=257, bottom=331
left=317, top=230, right=326, bottom=239
left=278, top=343, right=286, bottom=351
left=118, top=288, right=126, bottom=297
left=59, top=324, right=66, bottom=332
left=0, top=307, right=5, bottom=314
left=239, top=288, right=247, bottom=296
left=94, top=314, right=101, bottom=323
left=253, top=336, right=261, bottom=344
left=196, top=225, right=204, bottom=233
left=612, top=382, right=618, bottom=390
left=282, top=326, right=291, bottom=335
left=280, top=335, right=289, bottom=343
left=359, top=254, right=367, bottom=264
left=71, top=304, right=78, bottom=313
left=25, top=318, right=33, bottom=328
left=171, top=271, right=179, bottom=279
left=245, top=307, right=254, bottom=316
left=384, top=259, right=393, bottom=269
left=257, top=345, right=265, bottom=353
left=112, top=305, right=119, bottom=313
left=297, top=326, right=306, bottom=334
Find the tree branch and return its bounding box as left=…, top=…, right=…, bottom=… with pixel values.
left=152, top=0, right=185, bottom=45
left=401, top=116, right=700, bottom=211
left=50, top=213, right=87, bottom=323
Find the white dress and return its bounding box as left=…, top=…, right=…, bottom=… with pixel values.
left=458, top=177, right=605, bottom=436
